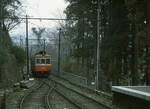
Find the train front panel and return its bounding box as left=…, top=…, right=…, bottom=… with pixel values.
left=32, top=55, right=52, bottom=77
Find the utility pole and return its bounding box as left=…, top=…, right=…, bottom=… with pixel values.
left=0, top=1, right=4, bottom=30
left=96, top=0, right=100, bottom=90
left=0, top=4, right=2, bottom=29
left=44, top=39, right=46, bottom=52
left=0, top=3, right=2, bottom=46
left=26, top=15, right=29, bottom=79
left=58, top=28, right=61, bottom=73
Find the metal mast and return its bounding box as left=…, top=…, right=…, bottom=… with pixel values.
left=96, top=0, right=100, bottom=90
left=26, top=15, right=29, bottom=79
left=58, top=28, right=61, bottom=73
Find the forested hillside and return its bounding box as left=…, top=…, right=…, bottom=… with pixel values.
left=60, top=0, right=150, bottom=91
left=0, top=0, right=25, bottom=87
left=0, top=0, right=149, bottom=91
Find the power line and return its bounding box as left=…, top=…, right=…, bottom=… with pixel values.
left=3, top=16, right=77, bottom=21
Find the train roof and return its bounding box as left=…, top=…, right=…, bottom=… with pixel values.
left=35, top=54, right=51, bottom=58
left=35, top=51, right=46, bottom=55
left=34, top=51, right=51, bottom=58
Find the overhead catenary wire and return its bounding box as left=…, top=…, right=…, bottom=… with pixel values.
left=2, top=16, right=78, bottom=21
left=8, top=15, right=76, bottom=79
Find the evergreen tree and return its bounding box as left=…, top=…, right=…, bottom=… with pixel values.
left=63, top=0, right=150, bottom=90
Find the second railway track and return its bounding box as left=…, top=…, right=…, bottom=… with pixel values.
left=18, top=78, right=111, bottom=109
left=50, top=77, right=112, bottom=109
left=18, top=79, right=80, bottom=109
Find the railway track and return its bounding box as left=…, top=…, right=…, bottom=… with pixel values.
left=19, top=82, right=43, bottom=109
left=18, top=78, right=111, bottom=109
left=45, top=87, right=52, bottom=109
left=42, top=79, right=54, bottom=109
left=18, top=79, right=80, bottom=109
left=50, top=78, right=112, bottom=109
left=19, top=80, right=53, bottom=109
left=44, top=79, right=81, bottom=109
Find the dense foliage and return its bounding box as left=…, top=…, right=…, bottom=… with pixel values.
left=10, top=46, right=26, bottom=66
left=61, top=0, right=150, bottom=91
left=0, top=0, right=24, bottom=87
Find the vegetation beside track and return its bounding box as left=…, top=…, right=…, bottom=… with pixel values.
left=0, top=46, right=25, bottom=88
left=0, top=0, right=25, bottom=88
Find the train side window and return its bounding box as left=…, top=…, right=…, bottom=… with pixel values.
left=41, top=59, right=45, bottom=64
left=36, top=59, right=40, bottom=64
left=46, top=59, right=50, bottom=64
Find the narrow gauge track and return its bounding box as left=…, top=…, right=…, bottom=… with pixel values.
left=19, top=82, right=43, bottom=109
left=19, top=80, right=53, bottom=109
left=44, top=79, right=82, bottom=109
left=19, top=79, right=82, bottom=109
left=42, top=80, right=54, bottom=109
left=51, top=79, right=112, bottom=109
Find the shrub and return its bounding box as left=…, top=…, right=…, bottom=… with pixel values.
left=10, top=46, right=25, bottom=67
left=0, top=48, right=10, bottom=67
left=0, top=46, right=25, bottom=87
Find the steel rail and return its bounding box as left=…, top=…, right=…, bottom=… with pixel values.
left=44, top=79, right=82, bottom=109
left=54, top=89, right=83, bottom=109
left=41, top=79, right=54, bottom=109
left=19, top=82, right=43, bottom=109
left=52, top=79, right=112, bottom=109
left=45, top=84, right=53, bottom=109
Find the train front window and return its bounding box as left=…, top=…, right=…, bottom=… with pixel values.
left=46, top=59, right=50, bottom=64
left=41, top=59, right=45, bottom=64
left=36, top=59, right=40, bottom=64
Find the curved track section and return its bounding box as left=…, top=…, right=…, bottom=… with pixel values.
left=19, top=80, right=53, bottom=109
left=44, top=79, right=81, bottom=109
left=19, top=82, right=43, bottom=109
left=42, top=79, right=54, bottom=109
left=19, top=79, right=84, bottom=109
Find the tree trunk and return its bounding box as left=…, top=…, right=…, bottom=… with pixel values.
left=131, top=23, right=139, bottom=85
left=145, top=0, right=150, bottom=85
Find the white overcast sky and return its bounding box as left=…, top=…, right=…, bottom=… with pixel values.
left=10, top=0, right=68, bottom=37
left=23, top=0, right=68, bottom=18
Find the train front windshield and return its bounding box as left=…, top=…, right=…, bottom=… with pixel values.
left=36, top=59, right=40, bottom=64
left=41, top=59, right=45, bottom=64
left=46, top=59, right=50, bottom=64
left=36, top=58, right=51, bottom=64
